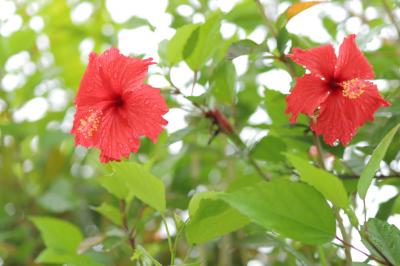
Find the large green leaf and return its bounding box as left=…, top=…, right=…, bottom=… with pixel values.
left=109, top=161, right=166, bottom=212
left=184, top=11, right=222, bottom=70
left=221, top=180, right=336, bottom=244
left=287, top=154, right=349, bottom=209
left=166, top=23, right=199, bottom=65
left=186, top=192, right=250, bottom=244
left=252, top=136, right=287, bottom=163
left=31, top=216, right=83, bottom=253
left=358, top=124, right=400, bottom=199
left=365, top=218, right=400, bottom=265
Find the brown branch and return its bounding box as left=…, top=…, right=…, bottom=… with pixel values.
left=335, top=237, right=389, bottom=265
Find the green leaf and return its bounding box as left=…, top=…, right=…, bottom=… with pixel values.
left=93, top=203, right=122, bottom=226
left=110, top=161, right=166, bottom=212
left=31, top=216, right=83, bottom=253
left=184, top=11, right=222, bottom=70
left=123, top=16, right=155, bottom=31
left=225, top=0, right=263, bottom=33
left=186, top=192, right=250, bottom=244
left=99, top=174, right=130, bottom=200
left=132, top=245, right=162, bottom=266
left=221, top=180, right=336, bottom=244
left=376, top=196, right=397, bottom=221
left=36, top=250, right=104, bottom=266
left=210, top=60, right=236, bottom=103
left=227, top=39, right=268, bottom=59
left=357, top=124, right=400, bottom=199
left=286, top=154, right=349, bottom=209
left=166, top=23, right=199, bottom=65
left=264, top=88, right=288, bottom=126
left=251, top=136, right=287, bottom=163
left=366, top=218, right=400, bottom=265
left=277, top=27, right=290, bottom=54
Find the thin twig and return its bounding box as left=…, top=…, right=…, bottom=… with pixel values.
left=313, top=132, right=326, bottom=169
left=161, top=215, right=175, bottom=265
left=313, top=133, right=352, bottom=265
left=334, top=208, right=353, bottom=265
left=382, top=0, right=400, bottom=38
left=254, top=0, right=277, bottom=37
left=120, top=200, right=136, bottom=250
left=335, top=237, right=389, bottom=265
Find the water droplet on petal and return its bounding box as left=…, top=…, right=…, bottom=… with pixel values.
left=333, top=140, right=340, bottom=147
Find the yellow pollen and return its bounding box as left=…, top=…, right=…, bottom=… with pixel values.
left=78, top=108, right=102, bottom=138
left=341, top=78, right=367, bottom=99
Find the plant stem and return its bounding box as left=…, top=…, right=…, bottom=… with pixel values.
left=161, top=215, right=175, bottom=265
left=318, top=246, right=328, bottom=266
left=334, top=207, right=353, bottom=265
left=254, top=0, right=277, bottom=37
left=313, top=132, right=326, bottom=169
left=335, top=236, right=389, bottom=265
left=382, top=0, right=400, bottom=38
left=120, top=200, right=136, bottom=250
left=312, top=133, right=352, bottom=265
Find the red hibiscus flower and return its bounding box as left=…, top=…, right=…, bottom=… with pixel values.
left=286, top=34, right=390, bottom=145
left=71, top=48, right=168, bottom=163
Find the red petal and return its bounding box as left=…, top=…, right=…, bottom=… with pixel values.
left=312, top=84, right=389, bottom=145
left=334, top=34, right=374, bottom=81
left=95, top=108, right=141, bottom=163
left=96, top=48, right=154, bottom=94
left=288, top=44, right=337, bottom=79
left=75, top=48, right=154, bottom=107
left=75, top=53, right=115, bottom=107
left=286, top=74, right=330, bottom=123
left=124, top=84, right=169, bottom=143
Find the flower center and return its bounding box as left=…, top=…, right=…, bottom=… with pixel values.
left=341, top=78, right=367, bottom=99
left=114, top=96, right=124, bottom=107
left=328, top=79, right=341, bottom=90
left=78, top=108, right=102, bottom=139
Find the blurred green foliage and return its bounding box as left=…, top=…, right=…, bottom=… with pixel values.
left=1, top=0, right=400, bottom=265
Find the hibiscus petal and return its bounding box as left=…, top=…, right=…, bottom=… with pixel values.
left=288, top=44, right=337, bottom=79
left=334, top=34, right=374, bottom=81
left=286, top=74, right=331, bottom=123
left=124, top=84, right=169, bottom=142
left=96, top=48, right=154, bottom=94
left=75, top=53, right=115, bottom=107
left=312, top=84, right=389, bottom=145
left=95, top=108, right=141, bottom=163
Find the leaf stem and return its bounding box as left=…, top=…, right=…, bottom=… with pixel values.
left=161, top=215, right=175, bottom=265
left=120, top=200, right=136, bottom=250
left=312, top=133, right=352, bottom=265
left=312, top=132, right=326, bottom=169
